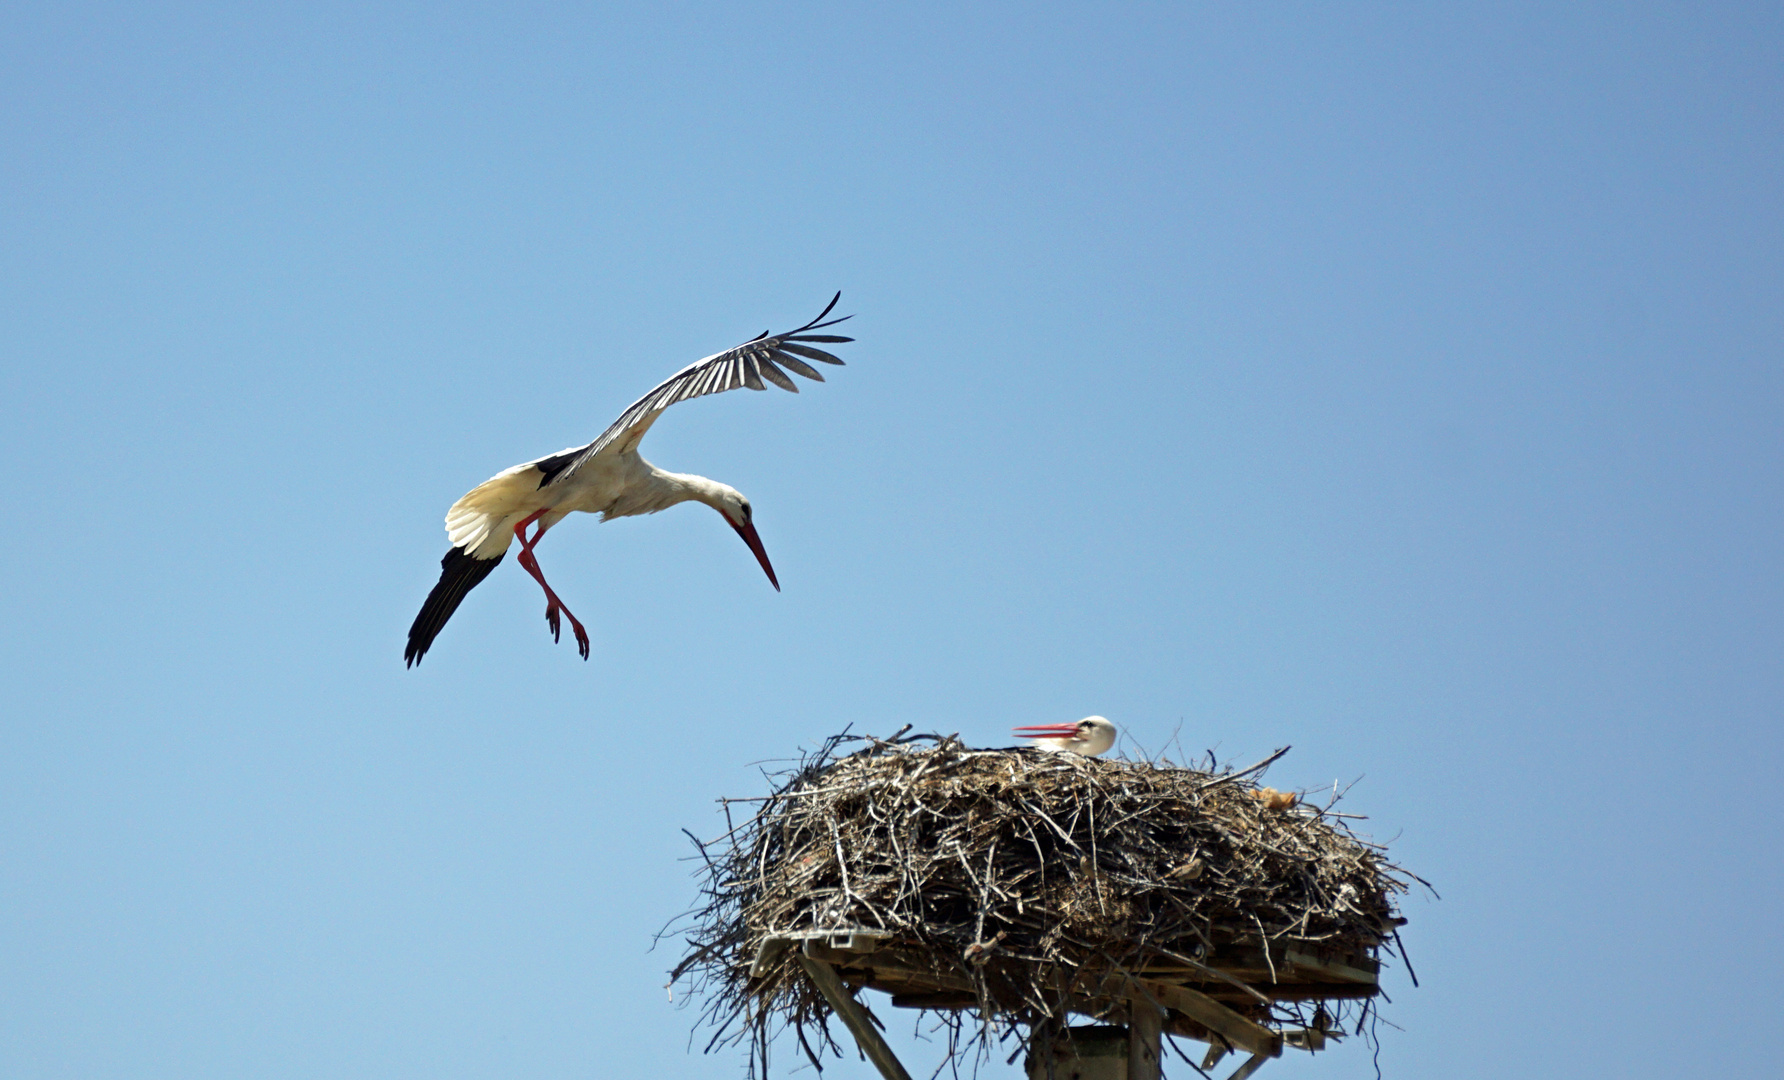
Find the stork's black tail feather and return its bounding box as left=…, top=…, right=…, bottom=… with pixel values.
left=405, top=547, right=504, bottom=667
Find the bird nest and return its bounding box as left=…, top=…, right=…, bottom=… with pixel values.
left=668, top=731, right=1421, bottom=1076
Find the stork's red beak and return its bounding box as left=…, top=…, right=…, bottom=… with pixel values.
left=731, top=518, right=780, bottom=591
left=1013, top=725, right=1083, bottom=737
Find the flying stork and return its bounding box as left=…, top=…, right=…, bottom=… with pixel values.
left=404, top=294, right=852, bottom=666
left=1012, top=717, right=1118, bottom=757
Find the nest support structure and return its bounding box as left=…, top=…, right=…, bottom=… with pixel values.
left=670, top=732, right=1422, bottom=1079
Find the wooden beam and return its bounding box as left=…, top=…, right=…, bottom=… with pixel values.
left=1282, top=949, right=1378, bottom=985
left=1130, top=979, right=1282, bottom=1060
left=797, top=951, right=915, bottom=1080
left=749, top=938, right=791, bottom=978
left=752, top=929, right=893, bottom=977
left=1138, top=955, right=1272, bottom=1004
left=803, top=943, right=976, bottom=992
left=1197, top=983, right=1377, bottom=1004
left=1226, top=1052, right=1270, bottom=1080
left=1279, top=1027, right=1328, bottom=1051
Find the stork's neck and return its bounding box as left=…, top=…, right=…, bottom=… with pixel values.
left=604, top=462, right=737, bottom=521
left=654, top=469, right=731, bottom=510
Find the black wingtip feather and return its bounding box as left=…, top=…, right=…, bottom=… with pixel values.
left=784, top=292, right=852, bottom=335
left=405, top=547, right=505, bottom=667
left=778, top=342, right=848, bottom=366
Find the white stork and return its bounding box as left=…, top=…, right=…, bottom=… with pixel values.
left=1012, top=717, right=1118, bottom=757
left=405, top=294, right=852, bottom=666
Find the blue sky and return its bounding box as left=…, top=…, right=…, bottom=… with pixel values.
left=2, top=3, right=1779, bottom=1077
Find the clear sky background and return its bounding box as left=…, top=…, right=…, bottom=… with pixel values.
left=2, top=3, right=1779, bottom=1078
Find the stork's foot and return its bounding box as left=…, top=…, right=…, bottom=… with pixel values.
left=515, top=533, right=591, bottom=661
left=545, top=602, right=592, bottom=660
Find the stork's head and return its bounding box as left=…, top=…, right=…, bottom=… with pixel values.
left=706, top=484, right=779, bottom=592
left=1012, top=715, right=1118, bottom=757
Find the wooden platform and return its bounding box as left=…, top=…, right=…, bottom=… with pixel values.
left=754, top=928, right=1377, bottom=1080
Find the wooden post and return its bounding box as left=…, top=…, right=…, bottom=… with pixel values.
left=1126, top=997, right=1162, bottom=1080
left=797, top=950, right=914, bottom=1080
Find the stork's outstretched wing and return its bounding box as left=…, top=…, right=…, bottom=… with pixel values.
left=536, top=294, right=853, bottom=487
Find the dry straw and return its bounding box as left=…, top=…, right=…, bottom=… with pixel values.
left=668, top=730, right=1421, bottom=1075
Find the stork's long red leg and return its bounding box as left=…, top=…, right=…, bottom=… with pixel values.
left=511, top=513, right=591, bottom=659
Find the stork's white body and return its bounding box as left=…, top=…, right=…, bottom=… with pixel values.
left=445, top=451, right=723, bottom=561
left=404, top=295, right=851, bottom=666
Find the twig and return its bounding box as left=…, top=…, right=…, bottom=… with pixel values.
left=1200, top=746, right=1292, bottom=790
